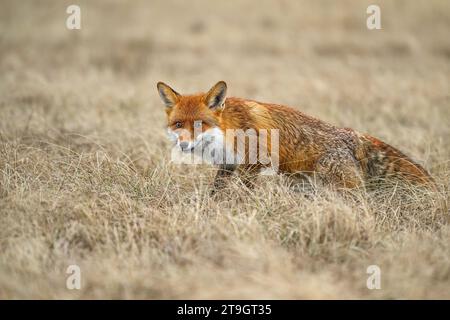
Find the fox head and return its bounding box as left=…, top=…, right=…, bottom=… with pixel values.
left=157, top=81, right=227, bottom=156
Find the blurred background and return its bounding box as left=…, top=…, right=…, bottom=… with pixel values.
left=1, top=0, right=449, bottom=139
left=0, top=0, right=449, bottom=299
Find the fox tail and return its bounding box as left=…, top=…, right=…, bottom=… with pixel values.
left=357, top=134, right=436, bottom=190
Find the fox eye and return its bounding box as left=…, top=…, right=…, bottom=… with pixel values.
left=174, top=122, right=183, bottom=128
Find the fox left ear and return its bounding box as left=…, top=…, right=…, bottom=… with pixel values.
left=205, top=81, right=227, bottom=110
left=157, top=82, right=181, bottom=108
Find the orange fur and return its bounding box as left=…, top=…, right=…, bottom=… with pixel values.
left=157, top=81, right=436, bottom=190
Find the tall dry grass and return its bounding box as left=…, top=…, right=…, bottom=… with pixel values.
left=0, top=0, right=449, bottom=299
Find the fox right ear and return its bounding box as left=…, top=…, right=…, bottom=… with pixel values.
left=157, top=82, right=180, bottom=108
left=205, top=81, right=227, bottom=110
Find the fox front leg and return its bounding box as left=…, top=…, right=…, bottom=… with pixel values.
left=211, top=164, right=237, bottom=195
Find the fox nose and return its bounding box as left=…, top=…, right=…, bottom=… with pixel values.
left=179, top=141, right=190, bottom=150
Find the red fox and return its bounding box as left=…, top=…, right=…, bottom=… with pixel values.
left=157, top=81, right=436, bottom=191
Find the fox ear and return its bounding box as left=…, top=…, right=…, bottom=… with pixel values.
left=205, top=81, right=227, bottom=110
left=157, top=82, right=180, bottom=108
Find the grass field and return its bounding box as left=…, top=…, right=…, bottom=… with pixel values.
left=0, top=0, right=449, bottom=299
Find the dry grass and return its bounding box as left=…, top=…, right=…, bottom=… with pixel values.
left=0, top=0, right=449, bottom=299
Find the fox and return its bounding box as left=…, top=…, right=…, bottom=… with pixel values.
left=157, top=81, right=436, bottom=192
